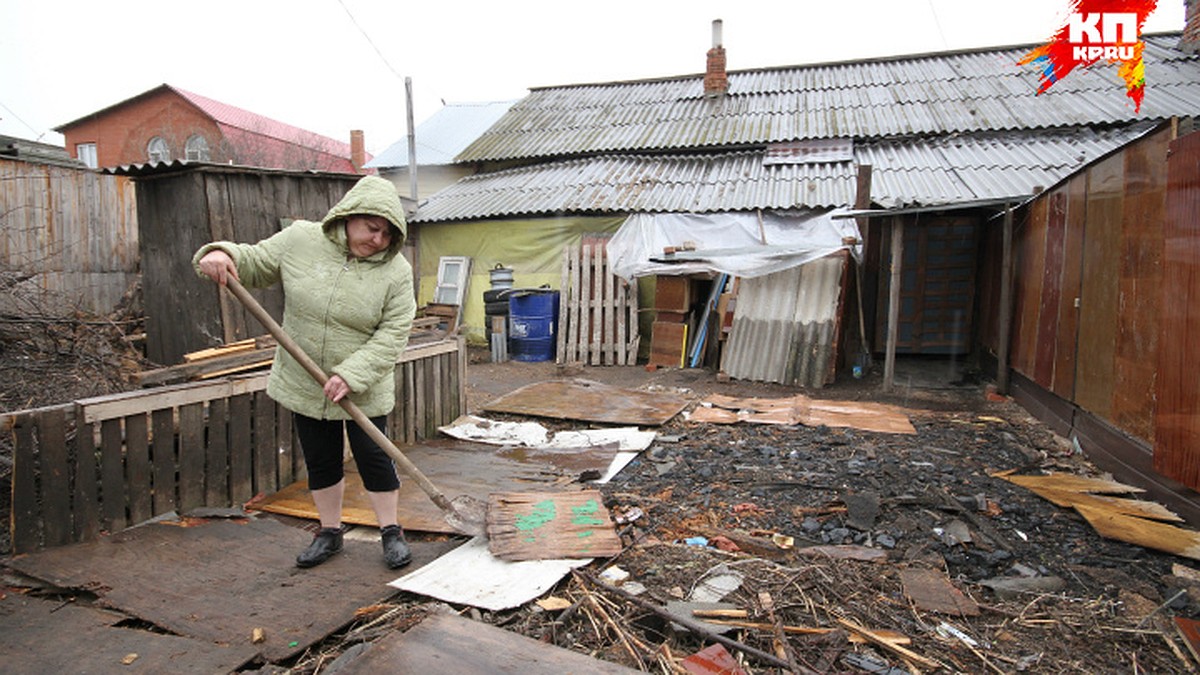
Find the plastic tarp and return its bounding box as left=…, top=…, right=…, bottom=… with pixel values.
left=607, top=208, right=861, bottom=281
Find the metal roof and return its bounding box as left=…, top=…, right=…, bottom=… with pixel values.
left=457, top=34, right=1200, bottom=163
left=366, top=100, right=517, bottom=169
left=412, top=124, right=1152, bottom=222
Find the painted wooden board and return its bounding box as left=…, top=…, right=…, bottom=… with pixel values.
left=0, top=593, right=258, bottom=673
left=338, top=610, right=640, bottom=673
left=486, top=490, right=623, bottom=561
left=4, top=516, right=457, bottom=662
left=481, top=378, right=690, bottom=426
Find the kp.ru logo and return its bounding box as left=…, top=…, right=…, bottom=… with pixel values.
left=1019, top=0, right=1159, bottom=112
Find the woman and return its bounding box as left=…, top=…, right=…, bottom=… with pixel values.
left=194, top=175, right=415, bottom=570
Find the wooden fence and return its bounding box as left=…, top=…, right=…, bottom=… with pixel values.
left=4, top=338, right=466, bottom=554
left=0, top=157, right=139, bottom=314
left=557, top=241, right=640, bottom=365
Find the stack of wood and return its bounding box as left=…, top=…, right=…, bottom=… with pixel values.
left=648, top=275, right=738, bottom=370
left=137, top=336, right=278, bottom=386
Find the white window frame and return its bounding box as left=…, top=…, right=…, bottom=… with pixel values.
left=185, top=134, right=210, bottom=161
left=76, top=143, right=97, bottom=169
left=146, top=137, right=170, bottom=163
left=433, top=256, right=471, bottom=305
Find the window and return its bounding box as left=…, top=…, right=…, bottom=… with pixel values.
left=185, top=134, right=210, bottom=161
left=76, top=143, right=97, bottom=169
left=146, top=137, right=170, bottom=163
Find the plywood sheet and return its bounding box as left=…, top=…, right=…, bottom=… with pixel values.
left=254, top=440, right=576, bottom=534
left=486, top=490, right=623, bottom=561
left=0, top=593, right=258, bottom=673
left=4, top=517, right=457, bottom=662
left=691, top=393, right=916, bottom=435
left=338, top=610, right=640, bottom=673
left=481, top=378, right=690, bottom=426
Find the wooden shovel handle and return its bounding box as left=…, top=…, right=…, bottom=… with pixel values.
left=222, top=277, right=455, bottom=512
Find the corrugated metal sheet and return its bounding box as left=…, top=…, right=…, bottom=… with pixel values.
left=720, top=256, right=847, bottom=388
left=413, top=125, right=1149, bottom=222
left=366, top=100, right=517, bottom=168
left=458, top=35, right=1200, bottom=163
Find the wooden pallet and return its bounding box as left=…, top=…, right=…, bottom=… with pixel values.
left=557, top=241, right=639, bottom=366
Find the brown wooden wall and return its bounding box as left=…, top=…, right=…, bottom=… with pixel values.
left=5, top=338, right=466, bottom=554
left=0, top=158, right=138, bottom=314
left=1154, top=130, right=1200, bottom=487
left=984, top=124, right=1172, bottom=447
left=135, top=166, right=360, bottom=365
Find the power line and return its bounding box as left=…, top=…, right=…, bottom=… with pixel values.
left=336, top=0, right=405, bottom=80
left=0, top=99, right=46, bottom=141
left=926, top=0, right=950, bottom=50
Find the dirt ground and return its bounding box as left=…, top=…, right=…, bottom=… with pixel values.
left=6, top=326, right=1200, bottom=672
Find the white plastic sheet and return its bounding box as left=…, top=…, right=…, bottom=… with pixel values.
left=607, top=208, right=861, bottom=281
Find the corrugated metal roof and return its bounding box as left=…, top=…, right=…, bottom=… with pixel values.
left=366, top=100, right=517, bottom=168
left=458, top=35, right=1200, bottom=163
left=413, top=124, right=1150, bottom=222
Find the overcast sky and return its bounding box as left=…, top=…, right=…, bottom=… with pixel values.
left=0, top=0, right=1187, bottom=154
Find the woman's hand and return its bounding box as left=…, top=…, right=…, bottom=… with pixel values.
left=198, top=250, right=239, bottom=285
left=324, top=375, right=351, bottom=402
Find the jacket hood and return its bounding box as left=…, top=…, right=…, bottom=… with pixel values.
left=322, top=175, right=407, bottom=257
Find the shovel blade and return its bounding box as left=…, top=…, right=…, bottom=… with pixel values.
left=444, top=494, right=488, bottom=537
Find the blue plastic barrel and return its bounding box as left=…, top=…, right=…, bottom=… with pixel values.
left=508, top=290, right=560, bottom=362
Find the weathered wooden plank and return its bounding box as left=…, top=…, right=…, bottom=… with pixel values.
left=125, top=413, right=152, bottom=525
left=205, top=398, right=230, bottom=507
left=1035, top=191, right=1068, bottom=388
left=99, top=418, right=126, bottom=532
left=178, top=402, right=206, bottom=510
left=1053, top=175, right=1087, bottom=401
left=228, top=394, right=253, bottom=503
left=402, top=360, right=417, bottom=444
left=486, top=490, right=623, bottom=562
left=616, top=276, right=628, bottom=366
left=1076, top=154, right=1124, bottom=418
left=253, top=391, right=277, bottom=495
left=37, top=408, right=71, bottom=547
left=73, top=408, right=100, bottom=542
left=430, top=352, right=445, bottom=433
left=150, top=408, right=177, bottom=516
left=79, top=372, right=269, bottom=424
left=1012, top=198, right=1047, bottom=376
left=580, top=243, right=592, bottom=364
left=626, top=275, right=640, bottom=363
left=11, top=415, right=40, bottom=553
left=568, top=245, right=582, bottom=363
left=591, top=243, right=603, bottom=364
left=557, top=245, right=570, bottom=364
left=276, top=403, right=296, bottom=487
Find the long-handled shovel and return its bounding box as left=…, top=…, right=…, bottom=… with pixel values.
left=222, top=276, right=486, bottom=536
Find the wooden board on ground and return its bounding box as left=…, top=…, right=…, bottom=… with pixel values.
left=898, top=567, right=980, bottom=616
left=3, top=516, right=458, bottom=662
left=481, top=378, right=690, bottom=426
left=690, top=393, right=916, bottom=435
left=486, top=489, right=623, bottom=561
left=0, top=593, right=258, bottom=673
left=253, top=440, right=579, bottom=534
left=337, top=610, right=641, bottom=674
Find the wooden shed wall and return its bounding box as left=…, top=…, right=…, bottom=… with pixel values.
left=983, top=125, right=1171, bottom=446
left=137, top=168, right=360, bottom=365
left=1154, top=129, right=1200, bottom=487
left=0, top=158, right=138, bottom=314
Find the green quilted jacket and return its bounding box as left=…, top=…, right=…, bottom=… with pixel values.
left=193, top=175, right=414, bottom=419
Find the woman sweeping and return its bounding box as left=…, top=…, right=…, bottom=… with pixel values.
left=194, top=175, right=415, bottom=570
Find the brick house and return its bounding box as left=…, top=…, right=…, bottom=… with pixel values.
left=55, top=84, right=368, bottom=172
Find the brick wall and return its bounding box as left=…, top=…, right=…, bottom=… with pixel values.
left=61, top=88, right=223, bottom=168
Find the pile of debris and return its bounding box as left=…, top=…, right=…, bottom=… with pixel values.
left=279, top=378, right=1200, bottom=673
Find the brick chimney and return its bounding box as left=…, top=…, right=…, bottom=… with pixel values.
left=350, top=129, right=365, bottom=173
left=704, top=19, right=728, bottom=98
left=1183, top=0, right=1200, bottom=54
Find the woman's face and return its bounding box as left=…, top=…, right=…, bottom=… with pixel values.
left=345, top=215, right=394, bottom=258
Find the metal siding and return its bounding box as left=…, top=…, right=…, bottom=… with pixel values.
left=721, top=255, right=845, bottom=388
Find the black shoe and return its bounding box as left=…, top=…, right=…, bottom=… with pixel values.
left=381, top=525, right=412, bottom=569
left=296, top=526, right=344, bottom=568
